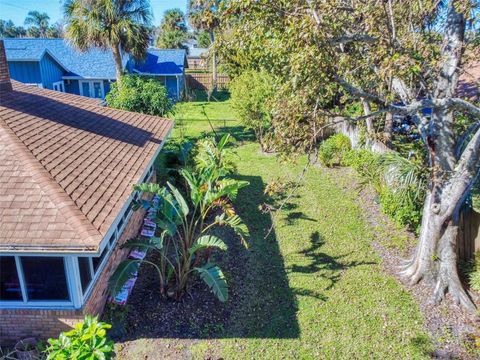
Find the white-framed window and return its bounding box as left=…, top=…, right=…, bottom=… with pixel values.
left=0, top=182, right=146, bottom=308
left=0, top=255, right=74, bottom=308
left=79, top=80, right=105, bottom=99
left=25, top=83, right=43, bottom=88
left=52, top=81, right=65, bottom=92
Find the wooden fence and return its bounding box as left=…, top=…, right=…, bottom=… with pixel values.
left=186, top=73, right=229, bottom=90
left=458, top=208, right=480, bottom=261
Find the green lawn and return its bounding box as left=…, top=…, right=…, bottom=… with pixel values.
left=119, top=98, right=431, bottom=359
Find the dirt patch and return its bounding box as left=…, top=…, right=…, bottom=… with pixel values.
left=324, top=165, right=480, bottom=360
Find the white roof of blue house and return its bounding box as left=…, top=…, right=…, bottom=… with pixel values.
left=3, top=38, right=128, bottom=79
left=133, top=48, right=187, bottom=75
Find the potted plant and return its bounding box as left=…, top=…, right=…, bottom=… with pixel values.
left=14, top=337, right=39, bottom=360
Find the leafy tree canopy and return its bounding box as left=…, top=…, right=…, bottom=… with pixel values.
left=156, top=8, right=188, bottom=49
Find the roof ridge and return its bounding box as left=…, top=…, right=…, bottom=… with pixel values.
left=0, top=120, right=103, bottom=251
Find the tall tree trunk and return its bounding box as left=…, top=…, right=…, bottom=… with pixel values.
left=401, top=190, right=475, bottom=310
left=400, top=3, right=479, bottom=311
left=112, top=42, right=124, bottom=85
left=209, top=30, right=217, bottom=92
left=384, top=112, right=393, bottom=147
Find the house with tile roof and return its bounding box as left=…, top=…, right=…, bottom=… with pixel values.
left=0, top=40, right=174, bottom=343
left=2, top=38, right=187, bottom=100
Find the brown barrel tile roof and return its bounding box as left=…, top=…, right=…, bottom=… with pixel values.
left=0, top=81, right=173, bottom=252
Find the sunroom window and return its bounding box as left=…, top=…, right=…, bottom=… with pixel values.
left=92, top=245, right=108, bottom=273
left=0, top=256, right=22, bottom=301
left=21, top=257, right=70, bottom=301
left=78, top=256, right=93, bottom=293
left=0, top=256, right=71, bottom=304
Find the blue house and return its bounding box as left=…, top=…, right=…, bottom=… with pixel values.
left=2, top=38, right=187, bottom=100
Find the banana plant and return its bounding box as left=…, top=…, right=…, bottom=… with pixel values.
left=109, top=175, right=248, bottom=302
left=109, top=134, right=249, bottom=302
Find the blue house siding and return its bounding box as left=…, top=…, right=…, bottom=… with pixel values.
left=65, top=79, right=80, bottom=95
left=103, top=80, right=111, bottom=95
left=165, top=76, right=178, bottom=99
left=8, top=61, right=42, bottom=85
left=39, top=53, right=65, bottom=90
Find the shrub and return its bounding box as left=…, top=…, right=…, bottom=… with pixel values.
left=465, top=252, right=480, bottom=292
left=379, top=187, right=422, bottom=232
left=45, top=315, right=114, bottom=360
left=106, top=75, right=175, bottom=116
left=318, top=134, right=352, bottom=167
left=342, top=149, right=383, bottom=192
left=230, top=70, right=275, bottom=150
left=342, top=149, right=425, bottom=231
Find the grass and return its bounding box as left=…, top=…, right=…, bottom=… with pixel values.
left=117, top=96, right=432, bottom=359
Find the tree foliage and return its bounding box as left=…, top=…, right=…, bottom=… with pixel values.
left=218, top=0, right=480, bottom=310
left=106, top=75, right=174, bottom=116
left=230, top=69, right=275, bottom=150
left=64, top=0, right=153, bottom=82
left=156, top=8, right=188, bottom=49
left=0, top=19, right=26, bottom=38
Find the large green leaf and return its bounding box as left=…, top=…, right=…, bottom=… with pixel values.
left=217, top=133, right=231, bottom=151
left=167, top=182, right=190, bottom=217
left=188, top=235, right=228, bottom=255
left=133, top=182, right=163, bottom=195
left=180, top=169, right=203, bottom=206
left=108, top=260, right=140, bottom=295
left=195, top=263, right=228, bottom=302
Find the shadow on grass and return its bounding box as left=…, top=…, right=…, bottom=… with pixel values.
left=188, top=89, right=230, bottom=102
left=288, top=231, right=376, bottom=293
left=109, top=175, right=300, bottom=340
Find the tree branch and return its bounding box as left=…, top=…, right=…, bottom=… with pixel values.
left=455, top=121, right=480, bottom=159
left=444, top=125, right=480, bottom=216
left=328, top=33, right=378, bottom=45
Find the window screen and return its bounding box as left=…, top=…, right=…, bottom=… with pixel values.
left=0, top=256, right=22, bottom=301
left=21, top=257, right=70, bottom=301
left=78, top=257, right=92, bottom=293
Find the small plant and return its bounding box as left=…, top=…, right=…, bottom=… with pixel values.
left=45, top=315, right=114, bottom=360
left=379, top=187, right=422, bottom=232
left=318, top=134, right=351, bottom=167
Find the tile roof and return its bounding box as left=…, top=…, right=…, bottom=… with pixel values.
left=134, top=48, right=186, bottom=75
left=3, top=38, right=129, bottom=79
left=0, top=81, right=173, bottom=252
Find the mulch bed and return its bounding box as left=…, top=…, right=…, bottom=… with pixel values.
left=105, top=224, right=246, bottom=343
left=325, top=166, right=480, bottom=360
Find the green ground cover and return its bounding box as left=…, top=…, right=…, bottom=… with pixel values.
left=117, top=98, right=431, bottom=359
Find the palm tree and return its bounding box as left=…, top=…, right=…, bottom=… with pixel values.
left=24, top=11, right=50, bottom=37
left=188, top=0, right=221, bottom=91
left=64, top=0, right=153, bottom=83
left=156, top=8, right=188, bottom=49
